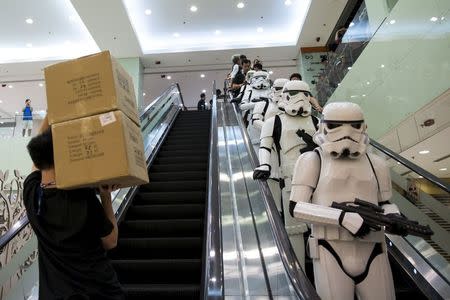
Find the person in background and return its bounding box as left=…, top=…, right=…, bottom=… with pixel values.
left=197, top=93, right=207, bottom=111
left=253, top=62, right=263, bottom=72
left=229, top=54, right=241, bottom=81
left=230, top=69, right=246, bottom=98
left=289, top=73, right=323, bottom=112
left=241, top=59, right=252, bottom=76
left=23, top=117, right=124, bottom=299
left=22, top=98, right=33, bottom=137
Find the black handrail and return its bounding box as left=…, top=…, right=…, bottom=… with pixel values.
left=176, top=83, right=187, bottom=110
left=370, top=139, right=450, bottom=193
left=230, top=102, right=319, bottom=299
left=201, top=81, right=224, bottom=299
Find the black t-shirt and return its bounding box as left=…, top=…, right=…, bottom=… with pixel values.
left=23, top=171, right=124, bottom=300
left=231, top=73, right=246, bottom=98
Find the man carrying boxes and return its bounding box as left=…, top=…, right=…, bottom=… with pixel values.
left=22, top=51, right=148, bottom=299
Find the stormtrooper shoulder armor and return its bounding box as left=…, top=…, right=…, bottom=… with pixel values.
left=292, top=151, right=321, bottom=189
left=367, top=153, right=392, bottom=202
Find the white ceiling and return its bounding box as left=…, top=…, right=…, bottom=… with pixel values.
left=0, top=0, right=99, bottom=63
left=123, top=0, right=311, bottom=53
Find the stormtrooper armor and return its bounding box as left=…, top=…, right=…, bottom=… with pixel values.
left=251, top=78, right=288, bottom=211
left=290, top=102, right=397, bottom=300
left=253, top=80, right=318, bottom=268
left=246, top=71, right=272, bottom=149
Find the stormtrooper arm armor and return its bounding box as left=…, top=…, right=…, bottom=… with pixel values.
left=253, top=117, right=275, bottom=180
left=252, top=101, right=266, bottom=130
left=290, top=151, right=367, bottom=236
left=240, top=101, right=255, bottom=112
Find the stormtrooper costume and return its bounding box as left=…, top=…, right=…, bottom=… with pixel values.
left=246, top=71, right=272, bottom=151
left=251, top=78, right=288, bottom=212
left=253, top=80, right=318, bottom=269
left=289, top=102, right=397, bottom=300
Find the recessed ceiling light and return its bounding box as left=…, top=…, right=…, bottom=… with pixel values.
left=202, top=89, right=206, bottom=93
left=237, top=2, right=245, bottom=8
left=167, top=75, right=172, bottom=80
left=419, top=150, right=430, bottom=154
left=214, top=30, right=221, bottom=35
left=389, top=19, right=396, bottom=24
left=380, top=64, right=385, bottom=68
left=269, top=70, right=273, bottom=74
left=26, top=43, right=32, bottom=48
left=349, top=22, right=355, bottom=27
left=200, top=74, right=205, bottom=78
left=362, top=94, right=366, bottom=97
left=284, top=0, right=292, bottom=6
left=257, top=27, right=264, bottom=33
left=25, top=18, right=34, bottom=24
left=173, top=32, right=180, bottom=38
left=144, top=9, right=152, bottom=15
left=366, top=81, right=370, bottom=85
left=0, top=100, right=2, bottom=103
left=8, top=85, right=13, bottom=88
left=143, top=92, right=146, bottom=96
left=190, top=5, right=198, bottom=12
left=430, top=16, right=438, bottom=22
left=439, top=168, right=447, bottom=171
left=38, top=83, right=44, bottom=87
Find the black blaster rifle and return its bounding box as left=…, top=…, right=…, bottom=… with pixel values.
left=331, top=199, right=434, bottom=238
left=296, top=129, right=318, bottom=154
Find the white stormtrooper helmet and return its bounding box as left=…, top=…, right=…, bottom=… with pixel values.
left=271, top=78, right=289, bottom=103
left=279, top=80, right=312, bottom=117
left=250, top=71, right=270, bottom=90
left=313, top=102, right=369, bottom=159
left=246, top=70, right=256, bottom=83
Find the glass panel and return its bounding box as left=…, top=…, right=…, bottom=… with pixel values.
left=368, top=145, right=450, bottom=283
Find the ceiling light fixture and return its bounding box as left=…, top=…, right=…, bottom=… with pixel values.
left=430, top=16, right=438, bottom=22
left=39, top=83, right=44, bottom=87
left=26, top=43, right=32, bottom=48
left=143, top=92, right=146, bottom=96
left=25, top=18, right=34, bottom=24
left=202, top=89, right=206, bottom=93
left=173, top=32, right=180, bottom=38
left=439, top=168, right=447, bottom=171
left=200, top=74, right=205, bottom=78
left=284, top=0, right=292, bottom=6
left=380, top=64, right=385, bottom=68
left=144, top=9, right=152, bottom=15
left=362, top=94, right=366, bottom=97
left=237, top=2, right=245, bottom=9
left=419, top=150, right=430, bottom=154
left=190, top=6, right=198, bottom=12
left=389, top=19, right=396, bottom=24
left=366, top=81, right=370, bottom=85
left=257, top=27, right=264, bottom=33
left=8, top=85, right=13, bottom=88
left=167, top=75, right=172, bottom=80
left=0, top=100, right=2, bottom=103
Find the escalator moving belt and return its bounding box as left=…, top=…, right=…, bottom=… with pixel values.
left=109, top=110, right=211, bottom=299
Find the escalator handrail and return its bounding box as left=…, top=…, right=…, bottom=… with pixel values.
left=370, top=139, right=450, bottom=193
left=0, top=85, right=183, bottom=250
left=230, top=102, right=319, bottom=299
left=201, top=81, right=224, bottom=299
left=139, top=83, right=185, bottom=121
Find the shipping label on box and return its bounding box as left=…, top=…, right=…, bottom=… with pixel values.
left=52, top=111, right=148, bottom=189
left=45, top=51, right=139, bottom=125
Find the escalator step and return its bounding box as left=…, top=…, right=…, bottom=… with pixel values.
left=140, top=180, right=206, bottom=192
left=120, top=219, right=203, bottom=238
left=112, top=259, right=201, bottom=284
left=126, top=204, right=205, bottom=220
left=157, top=150, right=208, bottom=157
left=150, top=163, right=207, bottom=172
left=111, top=237, right=202, bottom=259
left=160, top=144, right=209, bottom=151
left=134, top=191, right=205, bottom=204
left=149, top=171, right=206, bottom=181
left=154, top=156, right=206, bottom=164
left=122, top=284, right=200, bottom=299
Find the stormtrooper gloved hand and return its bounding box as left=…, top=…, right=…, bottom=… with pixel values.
left=340, top=212, right=371, bottom=238
left=253, top=164, right=271, bottom=180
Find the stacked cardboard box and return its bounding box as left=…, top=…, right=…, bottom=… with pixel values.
left=45, top=51, right=149, bottom=189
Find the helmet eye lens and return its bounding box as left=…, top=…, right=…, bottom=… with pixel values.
left=287, top=90, right=300, bottom=96
left=351, top=123, right=362, bottom=129
left=326, top=123, right=342, bottom=130
left=275, top=87, right=283, bottom=91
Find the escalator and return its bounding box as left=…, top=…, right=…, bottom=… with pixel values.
left=109, top=111, right=211, bottom=299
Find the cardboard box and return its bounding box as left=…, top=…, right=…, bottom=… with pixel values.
left=45, top=51, right=139, bottom=125
left=52, top=111, right=149, bottom=189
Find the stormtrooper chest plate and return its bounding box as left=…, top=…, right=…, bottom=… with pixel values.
left=312, top=154, right=379, bottom=207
